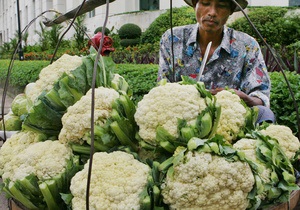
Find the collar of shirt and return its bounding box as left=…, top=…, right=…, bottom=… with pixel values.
left=185, top=23, right=232, bottom=55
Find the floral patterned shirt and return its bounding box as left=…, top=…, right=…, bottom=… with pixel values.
left=158, top=23, right=271, bottom=107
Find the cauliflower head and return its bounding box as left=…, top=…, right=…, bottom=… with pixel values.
left=233, top=138, right=272, bottom=185
left=259, top=124, right=300, bottom=159
left=161, top=151, right=254, bottom=210
left=70, top=151, right=151, bottom=210
left=233, top=136, right=298, bottom=205
left=26, top=54, right=82, bottom=103
left=0, top=111, right=22, bottom=131
left=2, top=140, right=73, bottom=181
left=11, top=93, right=30, bottom=117
left=134, top=83, right=207, bottom=146
left=215, top=90, right=248, bottom=143
left=59, top=87, right=120, bottom=144
left=0, top=131, right=47, bottom=175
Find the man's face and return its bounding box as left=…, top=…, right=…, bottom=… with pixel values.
left=195, top=0, right=233, bottom=33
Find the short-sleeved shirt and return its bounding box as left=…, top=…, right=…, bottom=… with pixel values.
left=158, top=23, right=271, bottom=107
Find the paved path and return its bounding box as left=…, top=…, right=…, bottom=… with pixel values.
left=0, top=186, right=9, bottom=210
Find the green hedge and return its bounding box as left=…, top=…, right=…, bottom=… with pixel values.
left=0, top=60, right=49, bottom=89
left=269, top=71, right=300, bottom=137
left=115, top=63, right=158, bottom=103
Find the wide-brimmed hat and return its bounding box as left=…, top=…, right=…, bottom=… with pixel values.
left=184, top=0, right=248, bottom=12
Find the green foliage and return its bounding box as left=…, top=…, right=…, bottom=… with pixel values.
left=33, top=20, right=64, bottom=51
left=22, top=32, right=29, bottom=49
left=0, top=42, right=14, bottom=57
left=109, top=32, right=121, bottom=48
left=94, top=26, right=111, bottom=35
left=9, top=38, right=18, bottom=52
left=120, top=38, right=140, bottom=47
left=73, top=14, right=88, bottom=50
left=115, top=64, right=158, bottom=103
left=35, top=22, right=50, bottom=51
left=285, top=41, right=300, bottom=73
left=48, top=22, right=64, bottom=49
left=111, top=43, right=159, bottom=64
left=0, top=60, right=49, bottom=88
left=141, top=6, right=196, bottom=44
left=228, top=7, right=300, bottom=46
left=118, top=23, right=142, bottom=39
left=269, top=71, right=300, bottom=137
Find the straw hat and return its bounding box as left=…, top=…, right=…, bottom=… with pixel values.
left=184, top=0, right=248, bottom=12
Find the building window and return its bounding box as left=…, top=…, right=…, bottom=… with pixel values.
left=88, top=9, right=95, bottom=18
left=289, top=0, right=300, bottom=6
left=140, top=0, right=159, bottom=11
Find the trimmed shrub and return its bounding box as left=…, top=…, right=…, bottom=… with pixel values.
left=118, top=23, right=142, bottom=39
left=120, top=38, right=140, bottom=47
left=228, top=7, right=300, bottom=46
left=141, top=6, right=196, bottom=44
left=94, top=26, right=111, bottom=35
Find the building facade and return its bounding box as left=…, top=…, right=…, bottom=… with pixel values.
left=0, top=0, right=299, bottom=46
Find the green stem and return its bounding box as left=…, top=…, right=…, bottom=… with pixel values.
left=70, top=143, right=91, bottom=155
left=8, top=181, right=39, bottom=210
left=110, top=121, right=138, bottom=151
left=39, top=181, right=60, bottom=210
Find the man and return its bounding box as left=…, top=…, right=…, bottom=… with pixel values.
left=158, top=0, right=275, bottom=124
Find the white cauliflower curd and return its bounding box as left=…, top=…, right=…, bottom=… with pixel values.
left=26, top=54, right=82, bottom=103
left=233, top=138, right=272, bottom=189
left=70, top=151, right=151, bottom=210
left=2, top=140, right=73, bottom=181
left=215, top=90, right=248, bottom=143
left=0, top=131, right=47, bottom=175
left=59, top=87, right=120, bottom=144
left=233, top=135, right=299, bottom=206
left=134, top=83, right=207, bottom=146
left=260, top=124, right=300, bottom=159
left=161, top=151, right=255, bottom=210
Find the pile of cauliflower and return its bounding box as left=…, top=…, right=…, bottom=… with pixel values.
left=1, top=53, right=300, bottom=210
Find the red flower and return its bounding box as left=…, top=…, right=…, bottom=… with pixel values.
left=88, top=32, right=115, bottom=56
